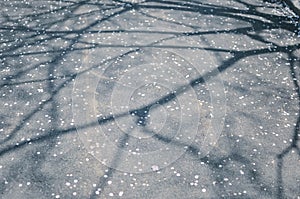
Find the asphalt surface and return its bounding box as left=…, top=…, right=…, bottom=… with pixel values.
left=0, top=0, right=300, bottom=198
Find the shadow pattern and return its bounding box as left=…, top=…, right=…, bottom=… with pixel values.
left=0, top=0, right=299, bottom=198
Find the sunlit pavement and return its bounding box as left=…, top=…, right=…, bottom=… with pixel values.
left=0, top=0, right=300, bottom=198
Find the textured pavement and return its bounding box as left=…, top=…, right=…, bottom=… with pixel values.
left=0, top=0, right=300, bottom=198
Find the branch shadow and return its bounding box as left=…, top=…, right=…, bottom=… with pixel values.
left=0, top=0, right=299, bottom=198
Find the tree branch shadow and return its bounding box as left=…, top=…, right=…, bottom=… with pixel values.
left=0, top=0, right=299, bottom=198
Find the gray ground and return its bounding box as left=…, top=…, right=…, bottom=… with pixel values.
left=0, top=0, right=300, bottom=198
